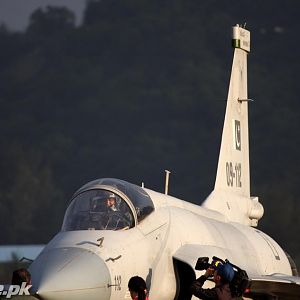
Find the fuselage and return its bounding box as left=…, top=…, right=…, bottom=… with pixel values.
left=29, top=179, right=292, bottom=300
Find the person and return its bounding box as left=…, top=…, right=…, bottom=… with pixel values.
left=105, top=193, right=119, bottom=212
left=11, top=268, right=31, bottom=286
left=190, top=261, right=235, bottom=300
left=128, top=276, right=149, bottom=300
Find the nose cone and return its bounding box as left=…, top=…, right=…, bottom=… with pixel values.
left=29, top=247, right=111, bottom=300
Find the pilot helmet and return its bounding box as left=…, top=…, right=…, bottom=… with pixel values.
left=107, top=193, right=116, bottom=199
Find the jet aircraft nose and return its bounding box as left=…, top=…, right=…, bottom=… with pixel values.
left=29, top=247, right=111, bottom=300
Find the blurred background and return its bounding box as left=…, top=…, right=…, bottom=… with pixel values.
left=0, top=0, right=299, bottom=280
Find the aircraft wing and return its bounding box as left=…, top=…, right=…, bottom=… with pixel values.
left=247, top=275, right=300, bottom=300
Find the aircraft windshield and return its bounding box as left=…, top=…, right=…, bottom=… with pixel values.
left=62, top=179, right=154, bottom=231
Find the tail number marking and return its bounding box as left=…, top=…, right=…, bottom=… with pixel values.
left=226, top=162, right=242, bottom=188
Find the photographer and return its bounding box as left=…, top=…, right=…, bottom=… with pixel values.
left=190, top=261, right=235, bottom=300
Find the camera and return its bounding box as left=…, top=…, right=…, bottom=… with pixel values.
left=195, top=256, right=224, bottom=271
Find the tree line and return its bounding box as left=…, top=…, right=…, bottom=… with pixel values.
left=0, top=0, right=299, bottom=267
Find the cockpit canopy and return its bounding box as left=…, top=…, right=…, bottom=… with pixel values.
left=62, top=178, right=154, bottom=231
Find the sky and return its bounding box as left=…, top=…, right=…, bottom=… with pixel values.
left=0, top=0, right=87, bottom=31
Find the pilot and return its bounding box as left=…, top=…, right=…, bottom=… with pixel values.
left=103, top=192, right=134, bottom=230
left=105, top=193, right=119, bottom=212
left=190, top=261, right=235, bottom=300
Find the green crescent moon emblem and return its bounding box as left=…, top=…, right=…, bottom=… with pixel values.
left=235, top=120, right=241, bottom=150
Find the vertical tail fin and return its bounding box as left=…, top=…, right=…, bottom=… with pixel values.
left=203, top=25, right=264, bottom=226
left=215, top=25, right=251, bottom=197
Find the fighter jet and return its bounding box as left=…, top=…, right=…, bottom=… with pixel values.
left=29, top=25, right=300, bottom=300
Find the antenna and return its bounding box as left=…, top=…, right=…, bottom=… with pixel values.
left=164, top=170, right=171, bottom=195
left=237, top=98, right=254, bottom=103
